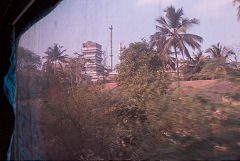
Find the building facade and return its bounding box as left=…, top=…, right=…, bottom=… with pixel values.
left=81, top=41, right=104, bottom=81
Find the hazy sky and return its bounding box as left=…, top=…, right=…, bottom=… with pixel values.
left=19, top=0, right=240, bottom=68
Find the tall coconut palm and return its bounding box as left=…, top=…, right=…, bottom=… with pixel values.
left=205, top=42, right=235, bottom=60
left=233, top=0, right=240, bottom=20
left=150, top=35, right=176, bottom=72
left=150, top=6, right=203, bottom=87
left=43, top=44, right=68, bottom=75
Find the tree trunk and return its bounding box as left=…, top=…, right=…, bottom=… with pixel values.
left=174, top=45, right=180, bottom=87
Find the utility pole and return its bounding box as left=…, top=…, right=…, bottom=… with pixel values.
left=109, top=25, right=113, bottom=72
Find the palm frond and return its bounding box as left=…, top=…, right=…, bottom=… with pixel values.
left=177, top=18, right=199, bottom=33
left=178, top=39, right=191, bottom=59
left=181, top=34, right=203, bottom=50
left=156, top=17, right=170, bottom=29
left=161, top=36, right=174, bottom=56
left=165, top=6, right=183, bottom=28
left=156, top=25, right=171, bottom=35
left=205, top=42, right=235, bottom=59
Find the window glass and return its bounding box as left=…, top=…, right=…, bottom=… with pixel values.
left=15, top=0, right=240, bottom=160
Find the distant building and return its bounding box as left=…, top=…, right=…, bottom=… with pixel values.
left=81, top=41, right=104, bottom=81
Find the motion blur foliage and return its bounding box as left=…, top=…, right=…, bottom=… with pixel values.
left=41, top=83, right=122, bottom=160
left=115, top=41, right=174, bottom=159
left=17, top=47, right=42, bottom=99
left=40, top=41, right=176, bottom=160
left=15, top=47, right=45, bottom=159
left=117, top=41, right=172, bottom=104
left=40, top=47, right=126, bottom=159
left=115, top=40, right=240, bottom=160
left=181, top=52, right=209, bottom=80
left=198, top=57, right=228, bottom=80
left=182, top=56, right=228, bottom=80
left=140, top=87, right=240, bottom=160
left=181, top=43, right=238, bottom=81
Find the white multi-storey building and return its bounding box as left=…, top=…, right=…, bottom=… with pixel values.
left=81, top=41, right=104, bottom=81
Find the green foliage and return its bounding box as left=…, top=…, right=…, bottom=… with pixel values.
left=57, top=54, right=89, bottom=88
left=114, top=38, right=240, bottom=159
left=181, top=52, right=208, bottom=80
left=205, top=42, right=235, bottom=60
left=117, top=41, right=171, bottom=104
left=181, top=43, right=238, bottom=81
left=41, top=41, right=174, bottom=159
left=17, top=47, right=42, bottom=99
left=182, top=57, right=229, bottom=80
left=41, top=82, right=123, bottom=159
left=198, top=57, right=227, bottom=79
left=114, top=81, right=240, bottom=159
left=40, top=49, right=127, bottom=159
left=17, top=47, right=41, bottom=71
left=115, top=41, right=173, bottom=159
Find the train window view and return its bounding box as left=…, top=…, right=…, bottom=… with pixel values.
left=14, top=0, right=240, bottom=160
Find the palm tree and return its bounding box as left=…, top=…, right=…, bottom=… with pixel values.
left=150, top=6, right=203, bottom=87
left=205, top=42, right=235, bottom=60
left=205, top=43, right=236, bottom=79
left=43, top=44, right=68, bottom=75
left=150, top=35, right=176, bottom=72
left=233, top=0, right=240, bottom=20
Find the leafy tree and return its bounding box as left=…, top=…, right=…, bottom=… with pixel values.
left=17, top=47, right=41, bottom=71
left=199, top=57, right=227, bottom=79
left=117, top=41, right=171, bottom=104
left=150, top=6, right=203, bottom=86
left=58, top=52, right=90, bottom=91
left=17, top=47, right=42, bottom=99
left=181, top=51, right=208, bottom=80
left=116, top=41, right=172, bottom=157
left=41, top=82, right=120, bottom=159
